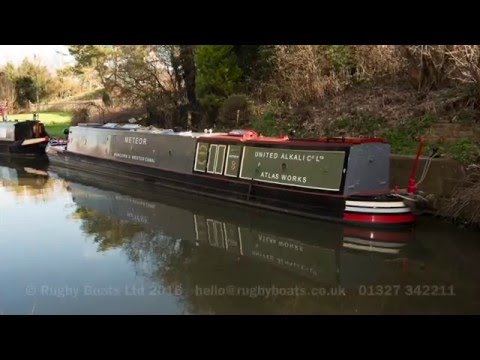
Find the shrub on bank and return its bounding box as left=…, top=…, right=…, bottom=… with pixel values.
left=440, top=168, right=480, bottom=227
left=444, top=139, right=480, bottom=165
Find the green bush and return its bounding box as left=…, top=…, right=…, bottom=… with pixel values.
left=195, top=45, right=243, bottom=122
left=198, top=93, right=225, bottom=125
left=398, top=115, right=434, bottom=138
left=324, top=113, right=386, bottom=137
left=383, top=115, right=434, bottom=154
left=218, top=94, right=251, bottom=128
left=251, top=112, right=277, bottom=136
left=383, top=128, right=420, bottom=154
left=327, top=46, right=355, bottom=73
left=445, top=138, right=480, bottom=165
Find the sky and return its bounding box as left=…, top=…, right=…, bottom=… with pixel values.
left=0, top=45, right=75, bottom=71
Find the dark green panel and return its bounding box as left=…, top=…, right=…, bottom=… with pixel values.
left=207, top=145, right=218, bottom=173
left=225, top=145, right=242, bottom=177
left=239, top=146, right=346, bottom=191
left=215, top=145, right=226, bottom=174
left=194, top=142, right=209, bottom=172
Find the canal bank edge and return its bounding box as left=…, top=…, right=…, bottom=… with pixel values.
left=390, top=155, right=474, bottom=221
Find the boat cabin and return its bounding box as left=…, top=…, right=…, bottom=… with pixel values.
left=0, top=120, right=49, bottom=142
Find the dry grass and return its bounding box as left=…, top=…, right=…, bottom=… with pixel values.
left=440, top=168, right=480, bottom=226
left=71, top=106, right=147, bottom=126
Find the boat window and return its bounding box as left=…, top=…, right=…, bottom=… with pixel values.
left=194, top=142, right=209, bottom=172
left=214, top=145, right=227, bottom=174
left=14, top=121, right=34, bottom=140
left=224, top=145, right=242, bottom=177
left=207, top=144, right=218, bottom=173
left=195, top=143, right=241, bottom=177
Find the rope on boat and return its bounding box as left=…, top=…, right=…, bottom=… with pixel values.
left=416, top=151, right=436, bottom=187
left=392, top=149, right=438, bottom=197
left=391, top=153, right=436, bottom=204
left=392, top=192, right=429, bottom=202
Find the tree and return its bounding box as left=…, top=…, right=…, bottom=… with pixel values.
left=15, top=76, right=36, bottom=108
left=178, top=45, right=201, bottom=128
left=448, top=45, right=480, bottom=98
left=68, top=45, right=202, bottom=128
left=1, top=58, right=64, bottom=109
left=400, top=45, right=455, bottom=91
left=9, top=58, right=57, bottom=106
left=233, top=45, right=274, bottom=89
left=195, top=45, right=243, bottom=123
left=112, top=45, right=183, bottom=126
left=68, top=45, right=117, bottom=105
left=0, top=72, right=16, bottom=107
left=1, top=63, right=17, bottom=81
left=68, top=45, right=114, bottom=84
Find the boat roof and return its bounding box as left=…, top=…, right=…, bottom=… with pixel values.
left=76, top=123, right=226, bottom=138
left=0, top=119, right=41, bottom=127
left=74, top=123, right=386, bottom=146
left=200, top=130, right=386, bottom=146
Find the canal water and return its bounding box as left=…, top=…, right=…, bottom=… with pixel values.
left=0, top=156, right=479, bottom=315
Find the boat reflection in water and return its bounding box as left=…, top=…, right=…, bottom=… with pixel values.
left=51, top=166, right=417, bottom=291
left=0, top=156, right=50, bottom=195
left=2, top=162, right=477, bottom=314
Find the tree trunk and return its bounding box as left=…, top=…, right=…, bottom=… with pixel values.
left=179, top=45, right=201, bottom=129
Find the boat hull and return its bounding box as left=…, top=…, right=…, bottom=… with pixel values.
left=0, top=139, right=48, bottom=157
left=47, top=145, right=415, bottom=229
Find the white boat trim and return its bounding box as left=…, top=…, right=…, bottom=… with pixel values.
left=345, top=206, right=411, bottom=213
left=343, top=237, right=406, bottom=248
left=345, top=200, right=406, bottom=208
left=343, top=242, right=400, bottom=254
left=21, top=138, right=48, bottom=146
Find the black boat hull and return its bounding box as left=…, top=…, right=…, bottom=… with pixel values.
left=47, top=145, right=415, bottom=229
left=0, top=139, right=48, bottom=157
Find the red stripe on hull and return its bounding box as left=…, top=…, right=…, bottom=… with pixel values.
left=343, top=212, right=416, bottom=225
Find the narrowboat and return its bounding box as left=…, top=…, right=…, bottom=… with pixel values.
left=46, top=123, right=417, bottom=228
left=0, top=119, right=50, bottom=156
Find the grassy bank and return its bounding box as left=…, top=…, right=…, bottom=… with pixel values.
left=9, top=112, right=72, bottom=138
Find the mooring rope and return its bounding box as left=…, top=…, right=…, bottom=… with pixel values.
left=416, top=152, right=436, bottom=186
left=391, top=150, right=437, bottom=197
left=392, top=193, right=429, bottom=202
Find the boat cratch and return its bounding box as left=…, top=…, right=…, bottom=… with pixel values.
left=47, top=124, right=417, bottom=228
left=0, top=118, right=50, bottom=156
